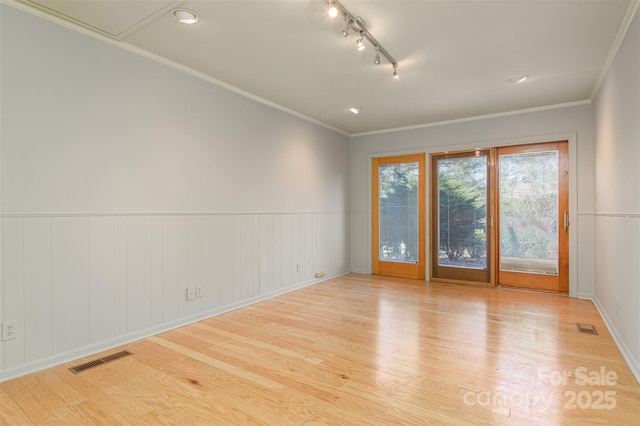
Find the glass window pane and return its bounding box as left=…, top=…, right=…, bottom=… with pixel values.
left=437, top=156, right=488, bottom=270
left=499, top=151, right=559, bottom=275
left=378, top=162, right=419, bottom=263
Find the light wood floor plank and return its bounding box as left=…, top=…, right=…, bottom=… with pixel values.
left=0, top=387, right=33, bottom=425
left=1, top=273, right=638, bottom=424
left=191, top=322, right=324, bottom=365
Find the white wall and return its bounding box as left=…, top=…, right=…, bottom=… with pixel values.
left=350, top=104, right=596, bottom=299
left=0, top=5, right=350, bottom=380
left=593, top=6, right=640, bottom=381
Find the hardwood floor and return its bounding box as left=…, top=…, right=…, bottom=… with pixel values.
left=1, top=273, right=638, bottom=425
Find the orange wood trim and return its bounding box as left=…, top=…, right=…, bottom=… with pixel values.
left=371, top=157, right=380, bottom=275
left=372, top=154, right=426, bottom=280
left=430, top=150, right=491, bottom=284
left=495, top=141, right=569, bottom=292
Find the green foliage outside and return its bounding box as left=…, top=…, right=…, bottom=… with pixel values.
left=378, top=163, right=418, bottom=262
left=499, top=152, right=558, bottom=260
left=438, top=157, right=487, bottom=262
left=377, top=151, right=558, bottom=267
left=437, top=151, right=558, bottom=266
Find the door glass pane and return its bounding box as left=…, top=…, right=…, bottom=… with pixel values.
left=437, top=156, right=488, bottom=269
left=499, top=151, right=559, bottom=275
left=378, top=162, right=419, bottom=263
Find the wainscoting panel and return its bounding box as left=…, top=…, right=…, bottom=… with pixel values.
left=3, top=218, right=25, bottom=367
left=23, top=217, right=53, bottom=362
left=280, top=214, right=294, bottom=291
left=151, top=216, right=164, bottom=325
left=201, top=215, right=222, bottom=313
left=349, top=211, right=369, bottom=274
left=114, top=216, right=128, bottom=336
left=88, top=217, right=116, bottom=344
left=593, top=213, right=640, bottom=381
left=161, top=216, right=180, bottom=323
left=126, top=216, right=153, bottom=334
left=218, top=215, right=237, bottom=306
left=1, top=212, right=350, bottom=380
left=52, top=217, right=90, bottom=354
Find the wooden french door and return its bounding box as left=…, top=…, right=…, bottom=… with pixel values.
left=496, top=142, right=569, bottom=292
left=372, top=154, right=426, bottom=279
left=430, top=141, right=569, bottom=292
left=430, top=150, right=492, bottom=284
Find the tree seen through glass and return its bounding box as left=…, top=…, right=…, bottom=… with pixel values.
left=438, top=156, right=488, bottom=269
left=378, top=162, right=419, bottom=263
left=499, top=151, right=559, bottom=274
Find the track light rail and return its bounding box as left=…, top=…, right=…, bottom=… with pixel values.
left=327, top=0, right=399, bottom=78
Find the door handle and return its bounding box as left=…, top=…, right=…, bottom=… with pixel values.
left=563, top=211, right=569, bottom=231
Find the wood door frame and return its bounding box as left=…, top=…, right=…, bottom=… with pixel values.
left=429, top=149, right=493, bottom=285
left=428, top=141, right=569, bottom=292
left=372, top=154, right=426, bottom=280
left=495, top=141, right=569, bottom=292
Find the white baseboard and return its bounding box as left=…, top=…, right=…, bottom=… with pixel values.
left=7, top=273, right=636, bottom=388
left=576, top=292, right=594, bottom=300
left=0, top=272, right=348, bottom=383
left=591, top=296, right=640, bottom=384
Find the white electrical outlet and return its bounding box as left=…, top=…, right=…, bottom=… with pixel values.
left=195, top=285, right=202, bottom=298
left=186, top=286, right=195, bottom=301
left=2, top=321, right=17, bottom=341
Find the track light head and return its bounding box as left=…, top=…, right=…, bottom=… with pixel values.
left=328, top=5, right=338, bottom=17
left=356, top=34, right=365, bottom=51
left=374, top=46, right=381, bottom=64
left=341, top=15, right=352, bottom=37
left=393, top=65, right=399, bottom=81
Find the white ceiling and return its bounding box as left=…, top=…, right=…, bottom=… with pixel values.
left=15, top=0, right=635, bottom=134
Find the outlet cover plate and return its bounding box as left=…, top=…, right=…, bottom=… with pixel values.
left=2, top=321, right=17, bottom=341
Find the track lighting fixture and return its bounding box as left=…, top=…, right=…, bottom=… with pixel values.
left=341, top=16, right=352, bottom=37
left=326, top=0, right=398, bottom=80
left=356, top=33, right=365, bottom=51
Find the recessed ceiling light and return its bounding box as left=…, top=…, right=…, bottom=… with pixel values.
left=349, top=107, right=361, bottom=114
left=173, top=9, right=199, bottom=24
left=508, top=74, right=529, bottom=84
